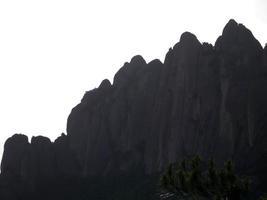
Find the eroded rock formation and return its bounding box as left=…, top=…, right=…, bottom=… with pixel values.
left=0, top=19, right=266, bottom=199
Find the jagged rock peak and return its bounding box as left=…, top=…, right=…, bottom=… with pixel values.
left=130, top=55, right=146, bottom=65
left=99, top=79, right=111, bottom=89
left=4, top=134, right=29, bottom=145
left=216, top=19, right=262, bottom=50
left=222, top=19, right=238, bottom=36
left=165, top=31, right=201, bottom=65
left=54, top=133, right=67, bottom=143
left=113, top=55, right=147, bottom=87
left=180, top=32, right=199, bottom=44
left=148, top=59, right=162, bottom=66
left=1, top=134, right=29, bottom=174
left=202, top=42, right=213, bottom=49
left=31, top=135, right=51, bottom=145
left=172, top=31, right=201, bottom=52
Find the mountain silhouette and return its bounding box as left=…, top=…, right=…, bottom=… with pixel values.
left=0, top=19, right=266, bottom=200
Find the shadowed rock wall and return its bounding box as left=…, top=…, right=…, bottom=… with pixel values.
left=0, top=19, right=266, bottom=199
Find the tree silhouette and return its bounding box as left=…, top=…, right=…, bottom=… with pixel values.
left=160, top=156, right=250, bottom=200
left=259, top=194, right=267, bottom=200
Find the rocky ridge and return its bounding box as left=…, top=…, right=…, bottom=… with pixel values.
left=0, top=19, right=266, bottom=199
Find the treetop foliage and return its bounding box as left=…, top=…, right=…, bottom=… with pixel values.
left=160, top=156, right=250, bottom=200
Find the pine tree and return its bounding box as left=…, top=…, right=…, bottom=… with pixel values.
left=160, top=156, right=250, bottom=200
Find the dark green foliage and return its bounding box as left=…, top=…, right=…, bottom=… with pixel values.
left=160, top=156, right=250, bottom=200
left=259, top=194, right=267, bottom=200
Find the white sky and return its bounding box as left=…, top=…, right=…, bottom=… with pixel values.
left=0, top=0, right=266, bottom=161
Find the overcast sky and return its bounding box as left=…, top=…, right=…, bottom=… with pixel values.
left=0, top=0, right=266, bottom=161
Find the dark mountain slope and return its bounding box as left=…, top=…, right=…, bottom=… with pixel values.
left=0, top=19, right=266, bottom=199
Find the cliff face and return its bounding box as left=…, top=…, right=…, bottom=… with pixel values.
left=0, top=20, right=266, bottom=199
left=67, top=19, right=266, bottom=175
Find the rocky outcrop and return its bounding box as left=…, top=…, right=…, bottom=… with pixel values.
left=0, top=134, right=81, bottom=200
left=1, top=134, right=29, bottom=176
left=0, top=19, right=266, bottom=199
left=66, top=20, right=267, bottom=176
